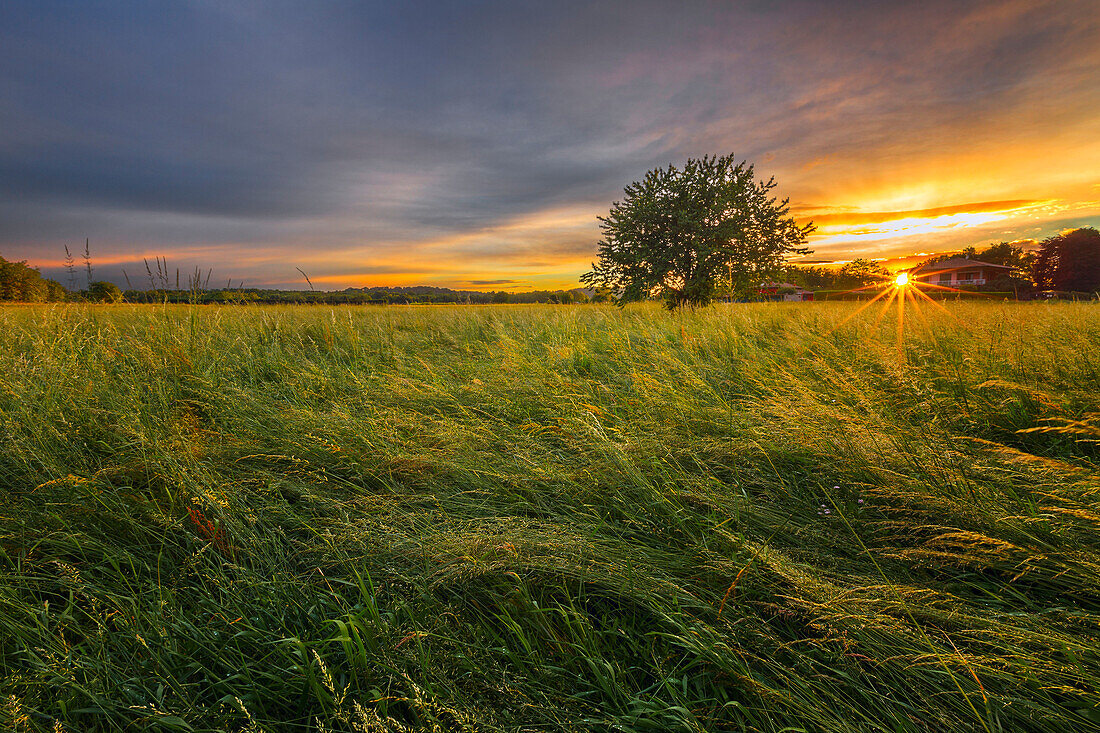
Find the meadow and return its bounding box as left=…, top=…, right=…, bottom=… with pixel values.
left=1, top=301, right=1099, bottom=732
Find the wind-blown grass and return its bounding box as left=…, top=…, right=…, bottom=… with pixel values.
left=1, top=301, right=1098, bottom=732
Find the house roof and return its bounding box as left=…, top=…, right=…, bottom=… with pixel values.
left=912, top=257, right=1013, bottom=273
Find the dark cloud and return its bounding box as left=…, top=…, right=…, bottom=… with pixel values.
left=1, top=0, right=1097, bottom=286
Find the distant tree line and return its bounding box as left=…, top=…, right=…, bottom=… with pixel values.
left=340, top=285, right=592, bottom=305
left=118, top=286, right=593, bottom=305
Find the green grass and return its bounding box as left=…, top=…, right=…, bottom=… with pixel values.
left=1, top=301, right=1099, bottom=732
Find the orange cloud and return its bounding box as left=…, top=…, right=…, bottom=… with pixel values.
left=804, top=199, right=1039, bottom=227
left=293, top=205, right=600, bottom=290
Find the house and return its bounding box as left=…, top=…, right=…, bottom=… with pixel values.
left=910, top=258, right=1013, bottom=287
left=758, top=282, right=814, bottom=301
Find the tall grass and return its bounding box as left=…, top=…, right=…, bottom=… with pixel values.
left=1, top=301, right=1099, bottom=732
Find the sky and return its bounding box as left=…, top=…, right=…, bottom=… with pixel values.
left=2, top=0, right=1099, bottom=291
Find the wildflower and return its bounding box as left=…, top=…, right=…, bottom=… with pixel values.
left=858, top=499, right=864, bottom=504
left=823, top=508, right=831, bottom=515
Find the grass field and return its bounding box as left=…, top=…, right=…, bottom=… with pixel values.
left=2, top=301, right=1099, bottom=732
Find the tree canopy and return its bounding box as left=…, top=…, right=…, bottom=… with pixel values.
left=88, top=281, right=124, bottom=303
left=834, top=259, right=890, bottom=289
left=0, top=255, right=67, bottom=302
left=1032, top=227, right=1100, bottom=293
left=582, top=154, right=813, bottom=309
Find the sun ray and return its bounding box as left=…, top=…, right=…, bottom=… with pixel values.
left=905, top=286, right=933, bottom=332
left=917, top=281, right=969, bottom=293
left=826, top=285, right=897, bottom=335
left=830, top=282, right=887, bottom=298
left=910, top=283, right=959, bottom=319
left=872, top=288, right=899, bottom=329
left=914, top=280, right=1002, bottom=303
left=896, top=283, right=906, bottom=360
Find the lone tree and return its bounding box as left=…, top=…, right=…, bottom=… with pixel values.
left=582, top=154, right=813, bottom=309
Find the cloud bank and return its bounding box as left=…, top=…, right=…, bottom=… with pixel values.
left=1, top=0, right=1098, bottom=288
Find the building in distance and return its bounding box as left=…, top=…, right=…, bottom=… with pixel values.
left=910, top=258, right=1013, bottom=287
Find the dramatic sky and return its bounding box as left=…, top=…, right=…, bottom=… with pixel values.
left=2, top=0, right=1099, bottom=290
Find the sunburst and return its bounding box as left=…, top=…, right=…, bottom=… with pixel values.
left=826, top=268, right=987, bottom=359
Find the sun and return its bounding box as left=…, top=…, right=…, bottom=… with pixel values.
left=828, top=265, right=979, bottom=349
left=825, top=263, right=975, bottom=365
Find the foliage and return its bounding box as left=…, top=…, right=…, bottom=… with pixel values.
left=782, top=264, right=837, bottom=289
left=834, top=258, right=890, bottom=288
left=961, top=241, right=1034, bottom=274
left=2, top=302, right=1099, bottom=732
left=1033, top=227, right=1100, bottom=293
left=582, top=154, right=813, bottom=309
left=778, top=260, right=893, bottom=293
left=589, top=286, right=615, bottom=303
left=87, top=280, right=124, bottom=303
left=962, top=242, right=1037, bottom=290
left=0, top=255, right=67, bottom=302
